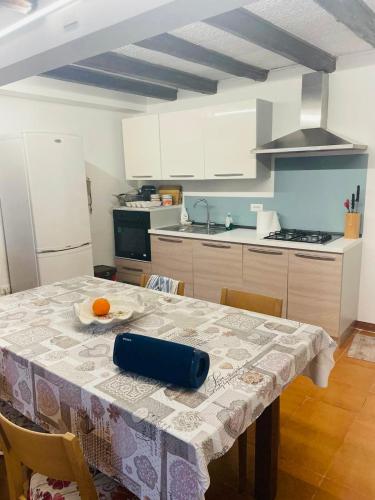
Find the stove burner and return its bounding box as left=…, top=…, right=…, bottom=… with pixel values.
left=264, top=229, right=333, bottom=244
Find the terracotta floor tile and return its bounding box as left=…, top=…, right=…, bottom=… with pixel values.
left=360, top=393, right=375, bottom=418
left=285, top=376, right=320, bottom=398
left=279, top=457, right=324, bottom=488
left=280, top=389, right=310, bottom=422
left=325, top=415, right=375, bottom=498
left=330, top=358, right=375, bottom=391
left=280, top=399, right=354, bottom=476
left=313, top=379, right=367, bottom=412
left=314, top=478, right=372, bottom=500
left=369, top=380, right=375, bottom=394
left=276, top=468, right=317, bottom=500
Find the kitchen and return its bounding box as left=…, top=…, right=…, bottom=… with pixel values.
left=0, top=1, right=375, bottom=500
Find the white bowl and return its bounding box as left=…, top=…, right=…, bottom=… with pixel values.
left=74, top=296, right=145, bottom=326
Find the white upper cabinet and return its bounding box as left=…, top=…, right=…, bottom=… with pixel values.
left=160, top=109, right=205, bottom=180
left=122, top=114, right=161, bottom=180
left=204, top=100, right=272, bottom=179
left=122, top=100, right=272, bottom=181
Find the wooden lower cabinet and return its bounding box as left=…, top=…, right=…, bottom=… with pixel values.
left=150, top=235, right=194, bottom=296
left=193, top=240, right=242, bottom=303
left=115, top=258, right=151, bottom=286
left=145, top=234, right=360, bottom=341
left=287, top=250, right=343, bottom=338
left=243, top=245, right=288, bottom=317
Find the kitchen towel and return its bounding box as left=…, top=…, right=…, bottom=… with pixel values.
left=146, top=274, right=179, bottom=294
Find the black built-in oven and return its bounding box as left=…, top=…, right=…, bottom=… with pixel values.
left=113, top=210, right=151, bottom=261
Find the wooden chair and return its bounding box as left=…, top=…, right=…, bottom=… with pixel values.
left=220, top=288, right=283, bottom=318
left=140, top=273, right=185, bottom=296
left=0, top=412, right=130, bottom=500
left=220, top=287, right=283, bottom=493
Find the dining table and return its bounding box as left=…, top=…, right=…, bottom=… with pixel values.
left=0, top=276, right=336, bottom=500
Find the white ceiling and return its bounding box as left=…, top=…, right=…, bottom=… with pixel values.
left=244, top=0, right=371, bottom=55
left=115, top=0, right=375, bottom=82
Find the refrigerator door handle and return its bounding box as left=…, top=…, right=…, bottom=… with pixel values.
left=38, top=242, right=91, bottom=254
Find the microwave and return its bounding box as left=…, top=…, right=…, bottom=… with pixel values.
left=113, top=207, right=180, bottom=261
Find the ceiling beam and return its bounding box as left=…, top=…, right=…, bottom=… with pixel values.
left=0, top=0, right=263, bottom=86
left=136, top=33, right=268, bottom=81
left=42, top=66, right=177, bottom=101
left=314, top=0, right=375, bottom=48
left=205, top=8, right=336, bottom=73
left=76, top=52, right=217, bottom=94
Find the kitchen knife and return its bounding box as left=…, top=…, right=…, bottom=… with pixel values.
left=351, top=193, right=355, bottom=213
left=355, top=185, right=360, bottom=212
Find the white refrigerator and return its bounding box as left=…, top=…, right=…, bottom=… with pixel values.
left=0, top=132, right=93, bottom=292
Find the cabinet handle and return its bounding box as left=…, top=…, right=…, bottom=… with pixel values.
left=121, top=266, right=143, bottom=272
left=295, top=253, right=336, bottom=262
left=132, top=175, right=153, bottom=178
left=158, top=237, right=183, bottom=243
left=202, top=243, right=231, bottom=249
left=214, top=173, right=244, bottom=177
left=169, top=174, right=195, bottom=178
left=248, top=248, right=283, bottom=256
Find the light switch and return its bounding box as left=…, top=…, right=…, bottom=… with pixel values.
left=250, top=203, right=263, bottom=212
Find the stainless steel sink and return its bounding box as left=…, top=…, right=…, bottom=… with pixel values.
left=160, top=224, right=226, bottom=235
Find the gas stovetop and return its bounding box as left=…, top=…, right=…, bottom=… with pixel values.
left=264, top=229, right=341, bottom=244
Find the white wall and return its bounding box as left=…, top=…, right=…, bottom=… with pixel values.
left=148, top=62, right=375, bottom=323
left=0, top=94, right=129, bottom=270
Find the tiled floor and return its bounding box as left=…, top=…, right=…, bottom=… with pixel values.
left=1, top=329, right=374, bottom=499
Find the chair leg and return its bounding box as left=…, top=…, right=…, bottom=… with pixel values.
left=238, top=429, right=248, bottom=493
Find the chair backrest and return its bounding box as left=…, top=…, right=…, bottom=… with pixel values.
left=140, top=273, right=185, bottom=296
left=0, top=412, right=97, bottom=500
left=220, top=288, right=283, bottom=318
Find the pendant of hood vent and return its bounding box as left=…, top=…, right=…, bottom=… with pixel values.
left=253, top=72, right=367, bottom=155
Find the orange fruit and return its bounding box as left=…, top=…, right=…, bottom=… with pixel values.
left=92, top=298, right=110, bottom=316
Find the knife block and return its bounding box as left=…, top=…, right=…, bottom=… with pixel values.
left=344, top=213, right=360, bottom=239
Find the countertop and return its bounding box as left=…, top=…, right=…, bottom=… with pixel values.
left=149, top=227, right=362, bottom=254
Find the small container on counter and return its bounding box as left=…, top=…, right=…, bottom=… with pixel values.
left=162, top=194, right=173, bottom=206
left=225, top=213, right=233, bottom=230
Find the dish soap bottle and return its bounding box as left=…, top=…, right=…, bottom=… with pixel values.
left=225, top=212, right=233, bottom=231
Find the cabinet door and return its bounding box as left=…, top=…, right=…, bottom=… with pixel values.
left=151, top=235, right=194, bottom=296
left=122, top=114, right=161, bottom=180
left=193, top=240, right=242, bottom=303
left=159, top=109, right=205, bottom=180
left=243, top=245, right=288, bottom=317
left=115, top=258, right=151, bottom=286
left=288, top=251, right=343, bottom=338
left=204, top=101, right=257, bottom=179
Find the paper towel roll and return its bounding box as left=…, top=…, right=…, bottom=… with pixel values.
left=256, top=210, right=281, bottom=237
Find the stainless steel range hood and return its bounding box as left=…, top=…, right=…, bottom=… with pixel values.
left=253, top=72, right=367, bottom=155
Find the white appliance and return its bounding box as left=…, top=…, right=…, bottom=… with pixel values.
left=0, top=132, right=93, bottom=292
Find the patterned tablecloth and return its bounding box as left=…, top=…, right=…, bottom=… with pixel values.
left=0, top=277, right=336, bottom=499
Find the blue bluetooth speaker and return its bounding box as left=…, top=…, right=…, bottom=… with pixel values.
left=113, top=332, right=210, bottom=389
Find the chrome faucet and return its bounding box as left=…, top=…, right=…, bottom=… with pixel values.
left=193, top=198, right=214, bottom=229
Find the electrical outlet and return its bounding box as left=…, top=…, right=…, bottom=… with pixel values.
left=250, top=203, right=263, bottom=212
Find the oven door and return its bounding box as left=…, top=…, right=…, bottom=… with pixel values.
left=113, top=211, right=151, bottom=261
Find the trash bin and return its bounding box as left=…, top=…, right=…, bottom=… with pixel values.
left=94, top=265, right=117, bottom=281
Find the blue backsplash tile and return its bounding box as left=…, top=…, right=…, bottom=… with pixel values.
left=185, top=155, right=368, bottom=232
